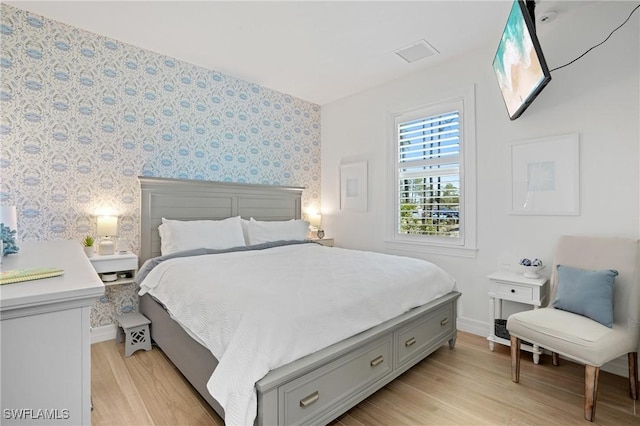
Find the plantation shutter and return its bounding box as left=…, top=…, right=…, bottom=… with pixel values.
left=397, top=110, right=461, bottom=237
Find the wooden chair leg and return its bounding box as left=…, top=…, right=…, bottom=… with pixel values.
left=510, top=336, right=521, bottom=383
left=629, top=352, right=638, bottom=400
left=584, top=365, right=600, bottom=422
left=552, top=352, right=560, bottom=366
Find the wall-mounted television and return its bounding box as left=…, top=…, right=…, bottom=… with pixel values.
left=493, top=0, right=551, bottom=120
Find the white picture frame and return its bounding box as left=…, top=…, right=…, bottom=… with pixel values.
left=340, top=161, right=368, bottom=212
left=508, top=134, right=579, bottom=215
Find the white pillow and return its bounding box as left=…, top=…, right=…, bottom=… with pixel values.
left=158, top=216, right=246, bottom=255
left=247, top=218, right=310, bottom=245
left=240, top=218, right=250, bottom=246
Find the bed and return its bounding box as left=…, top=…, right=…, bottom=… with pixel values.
left=137, top=176, right=461, bottom=426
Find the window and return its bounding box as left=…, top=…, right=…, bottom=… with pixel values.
left=398, top=110, right=460, bottom=239
left=387, top=87, right=476, bottom=257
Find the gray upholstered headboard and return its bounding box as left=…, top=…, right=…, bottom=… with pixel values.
left=138, top=176, right=304, bottom=264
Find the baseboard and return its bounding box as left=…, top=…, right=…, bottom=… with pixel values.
left=91, top=324, right=117, bottom=344
left=455, top=316, right=628, bottom=378
left=456, top=316, right=489, bottom=337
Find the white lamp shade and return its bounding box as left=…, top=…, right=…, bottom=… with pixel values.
left=97, top=215, right=118, bottom=236
left=308, top=213, right=322, bottom=228
left=0, top=206, right=17, bottom=231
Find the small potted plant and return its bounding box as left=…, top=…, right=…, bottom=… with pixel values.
left=82, top=235, right=95, bottom=257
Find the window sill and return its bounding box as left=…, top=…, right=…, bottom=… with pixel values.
left=384, top=240, right=477, bottom=259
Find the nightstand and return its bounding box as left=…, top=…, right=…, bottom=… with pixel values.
left=88, top=252, right=138, bottom=286
left=310, top=237, right=334, bottom=247
left=487, top=270, right=549, bottom=364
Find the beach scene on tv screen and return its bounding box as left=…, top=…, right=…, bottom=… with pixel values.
left=493, top=2, right=546, bottom=118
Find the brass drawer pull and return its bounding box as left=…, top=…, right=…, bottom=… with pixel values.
left=405, top=337, right=417, bottom=347
left=440, top=318, right=449, bottom=327
left=370, top=355, right=384, bottom=367
left=299, top=391, right=319, bottom=408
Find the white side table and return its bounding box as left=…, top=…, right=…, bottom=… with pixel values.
left=309, top=237, right=334, bottom=247
left=88, top=252, right=138, bottom=286
left=487, top=270, right=549, bottom=364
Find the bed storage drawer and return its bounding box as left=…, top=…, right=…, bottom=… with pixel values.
left=396, top=303, right=453, bottom=368
left=279, top=335, right=392, bottom=426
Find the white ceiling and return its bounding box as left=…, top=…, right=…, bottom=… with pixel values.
left=6, top=0, right=582, bottom=105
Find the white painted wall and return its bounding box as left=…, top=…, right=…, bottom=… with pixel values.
left=321, top=2, right=639, bottom=344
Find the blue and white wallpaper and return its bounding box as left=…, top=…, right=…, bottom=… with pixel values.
left=0, top=4, right=321, bottom=326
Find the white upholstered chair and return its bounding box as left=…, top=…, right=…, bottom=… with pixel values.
left=507, top=235, right=639, bottom=421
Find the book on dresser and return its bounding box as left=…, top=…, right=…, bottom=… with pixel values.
left=0, top=267, right=64, bottom=285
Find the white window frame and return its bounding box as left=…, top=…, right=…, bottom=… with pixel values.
left=386, top=86, right=477, bottom=258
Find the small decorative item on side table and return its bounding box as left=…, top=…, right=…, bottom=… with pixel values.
left=82, top=235, right=95, bottom=257
left=116, top=237, right=129, bottom=253
left=1, top=205, right=19, bottom=258
left=487, top=270, right=549, bottom=364
left=518, top=257, right=544, bottom=278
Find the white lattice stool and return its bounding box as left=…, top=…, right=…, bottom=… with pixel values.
left=115, top=313, right=152, bottom=357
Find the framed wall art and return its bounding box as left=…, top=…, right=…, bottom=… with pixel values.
left=508, top=134, right=579, bottom=215
left=340, top=161, right=368, bottom=212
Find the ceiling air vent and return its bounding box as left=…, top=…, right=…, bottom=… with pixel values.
left=394, top=39, right=439, bottom=63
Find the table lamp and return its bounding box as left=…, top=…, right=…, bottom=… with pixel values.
left=97, top=215, right=118, bottom=255
left=308, top=212, right=324, bottom=239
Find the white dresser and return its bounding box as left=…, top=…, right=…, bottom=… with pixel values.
left=1, top=240, right=104, bottom=425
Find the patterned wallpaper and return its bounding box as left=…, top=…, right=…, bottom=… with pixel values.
left=0, top=4, right=321, bottom=327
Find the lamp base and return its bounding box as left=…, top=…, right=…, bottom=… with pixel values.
left=316, top=229, right=325, bottom=239
left=98, top=239, right=115, bottom=255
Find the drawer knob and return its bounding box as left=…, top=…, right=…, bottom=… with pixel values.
left=405, top=337, right=417, bottom=347
left=370, top=355, right=384, bottom=367
left=440, top=318, right=449, bottom=327
left=299, top=391, right=319, bottom=408
left=511, top=289, right=516, bottom=293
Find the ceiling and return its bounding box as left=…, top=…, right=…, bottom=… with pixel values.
left=6, top=1, right=580, bottom=105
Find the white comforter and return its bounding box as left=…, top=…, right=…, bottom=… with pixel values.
left=138, top=243, right=456, bottom=426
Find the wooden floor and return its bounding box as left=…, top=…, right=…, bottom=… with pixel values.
left=92, top=331, right=638, bottom=425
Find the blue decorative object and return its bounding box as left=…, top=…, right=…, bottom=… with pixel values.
left=519, top=257, right=544, bottom=278
left=1, top=223, right=19, bottom=255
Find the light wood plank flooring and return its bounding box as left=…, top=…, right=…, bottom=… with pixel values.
left=92, top=331, right=638, bottom=425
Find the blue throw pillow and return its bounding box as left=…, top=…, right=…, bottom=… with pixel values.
left=552, top=265, right=618, bottom=328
